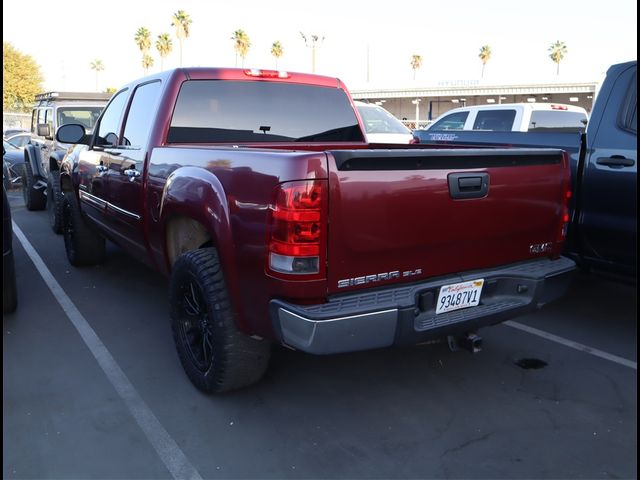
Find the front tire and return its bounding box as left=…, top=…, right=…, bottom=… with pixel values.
left=47, top=171, right=65, bottom=234
left=22, top=162, right=46, bottom=211
left=170, top=248, right=271, bottom=393
left=62, top=193, right=105, bottom=266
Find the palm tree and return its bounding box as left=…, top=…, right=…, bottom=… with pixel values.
left=171, top=10, right=192, bottom=67
left=548, top=40, right=568, bottom=75
left=410, top=54, right=422, bottom=80
left=90, top=59, right=104, bottom=91
left=156, top=33, right=173, bottom=71
left=271, top=41, right=284, bottom=69
left=142, top=54, right=154, bottom=75
left=231, top=29, right=251, bottom=67
left=134, top=27, right=152, bottom=55
left=478, top=45, right=491, bottom=78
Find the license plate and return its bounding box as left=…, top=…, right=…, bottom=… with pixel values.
left=435, top=279, right=484, bottom=314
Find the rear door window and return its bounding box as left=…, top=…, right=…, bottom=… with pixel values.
left=168, top=80, right=364, bottom=143
left=430, top=111, right=469, bottom=131
left=122, top=81, right=163, bottom=148
left=472, top=110, right=516, bottom=131
left=529, top=111, right=587, bottom=132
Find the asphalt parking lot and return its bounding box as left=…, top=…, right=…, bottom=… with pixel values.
left=3, top=189, right=637, bottom=479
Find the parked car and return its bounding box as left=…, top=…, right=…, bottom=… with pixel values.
left=6, top=132, right=31, bottom=148
left=56, top=67, right=574, bottom=392
left=3, top=140, right=24, bottom=190
left=3, top=185, right=18, bottom=314
left=354, top=101, right=415, bottom=143
left=414, top=60, right=637, bottom=279
left=425, top=102, right=588, bottom=133
left=21, top=91, right=111, bottom=233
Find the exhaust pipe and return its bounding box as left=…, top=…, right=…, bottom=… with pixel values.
left=447, top=332, right=483, bottom=353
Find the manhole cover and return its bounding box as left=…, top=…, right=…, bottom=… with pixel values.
left=515, top=358, right=548, bottom=370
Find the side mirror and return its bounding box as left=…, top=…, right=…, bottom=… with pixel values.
left=37, top=123, right=51, bottom=139
left=56, top=124, right=88, bottom=145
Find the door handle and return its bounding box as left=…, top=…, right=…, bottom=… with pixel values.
left=596, top=156, right=635, bottom=168
left=448, top=173, right=489, bottom=199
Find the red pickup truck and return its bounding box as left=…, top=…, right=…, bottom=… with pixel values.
left=56, top=68, right=575, bottom=392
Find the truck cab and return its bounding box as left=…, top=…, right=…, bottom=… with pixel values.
left=426, top=103, right=588, bottom=133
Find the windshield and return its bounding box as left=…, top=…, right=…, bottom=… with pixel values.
left=357, top=104, right=411, bottom=134
left=57, top=107, right=103, bottom=131
left=3, top=140, right=19, bottom=151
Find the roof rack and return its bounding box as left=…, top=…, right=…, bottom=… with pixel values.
left=34, top=91, right=113, bottom=102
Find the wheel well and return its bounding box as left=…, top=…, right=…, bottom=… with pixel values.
left=166, top=216, right=212, bottom=266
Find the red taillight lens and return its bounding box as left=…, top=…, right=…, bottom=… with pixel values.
left=268, top=180, right=327, bottom=276
left=551, top=104, right=568, bottom=110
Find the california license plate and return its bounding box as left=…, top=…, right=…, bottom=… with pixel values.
left=435, top=279, right=484, bottom=314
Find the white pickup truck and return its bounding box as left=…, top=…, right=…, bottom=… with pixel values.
left=425, top=103, right=588, bottom=133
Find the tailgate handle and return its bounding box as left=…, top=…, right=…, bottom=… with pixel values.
left=448, top=173, right=489, bottom=199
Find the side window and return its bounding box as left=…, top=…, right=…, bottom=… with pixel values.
left=473, top=110, right=516, bottom=131
left=37, top=108, right=46, bottom=126
left=430, top=111, right=469, bottom=131
left=96, top=90, right=129, bottom=146
left=45, top=108, right=54, bottom=134
left=122, top=81, right=162, bottom=148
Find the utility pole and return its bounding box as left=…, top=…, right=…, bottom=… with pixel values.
left=300, top=32, right=325, bottom=73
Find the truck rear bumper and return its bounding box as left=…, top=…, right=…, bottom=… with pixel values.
left=270, top=256, right=575, bottom=354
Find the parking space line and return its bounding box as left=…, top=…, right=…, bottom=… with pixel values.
left=12, top=221, right=203, bottom=480
left=504, top=320, right=637, bottom=370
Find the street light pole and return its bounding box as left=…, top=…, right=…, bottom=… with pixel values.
left=412, top=99, right=421, bottom=128
left=300, top=32, right=325, bottom=73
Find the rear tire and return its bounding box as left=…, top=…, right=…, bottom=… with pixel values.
left=62, top=193, right=105, bottom=266
left=170, top=248, right=271, bottom=393
left=47, top=171, right=65, bottom=234
left=22, top=162, right=46, bottom=211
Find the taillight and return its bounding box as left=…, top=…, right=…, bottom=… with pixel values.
left=551, top=104, right=568, bottom=110
left=268, top=180, right=327, bottom=276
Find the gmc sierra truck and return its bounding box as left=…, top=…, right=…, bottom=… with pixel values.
left=56, top=67, right=575, bottom=392
left=413, top=60, right=637, bottom=280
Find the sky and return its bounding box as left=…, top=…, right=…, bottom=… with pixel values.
left=3, top=0, right=637, bottom=93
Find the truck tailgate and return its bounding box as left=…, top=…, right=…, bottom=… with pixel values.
left=326, top=148, right=568, bottom=294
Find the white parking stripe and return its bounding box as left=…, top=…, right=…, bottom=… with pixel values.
left=504, top=320, right=637, bottom=370
left=12, top=221, right=203, bottom=480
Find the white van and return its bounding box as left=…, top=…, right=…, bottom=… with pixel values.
left=425, top=103, right=588, bottom=132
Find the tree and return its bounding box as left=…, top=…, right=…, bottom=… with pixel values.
left=90, top=59, right=104, bottom=91
left=142, top=54, right=155, bottom=75
left=134, top=27, right=152, bottom=55
left=270, top=41, right=283, bottom=69
left=478, top=45, right=491, bottom=78
left=548, top=40, right=568, bottom=75
left=172, top=10, right=192, bottom=67
left=156, top=33, right=173, bottom=71
left=3, top=42, right=43, bottom=112
left=410, top=54, right=422, bottom=80
left=231, top=29, right=251, bottom=67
